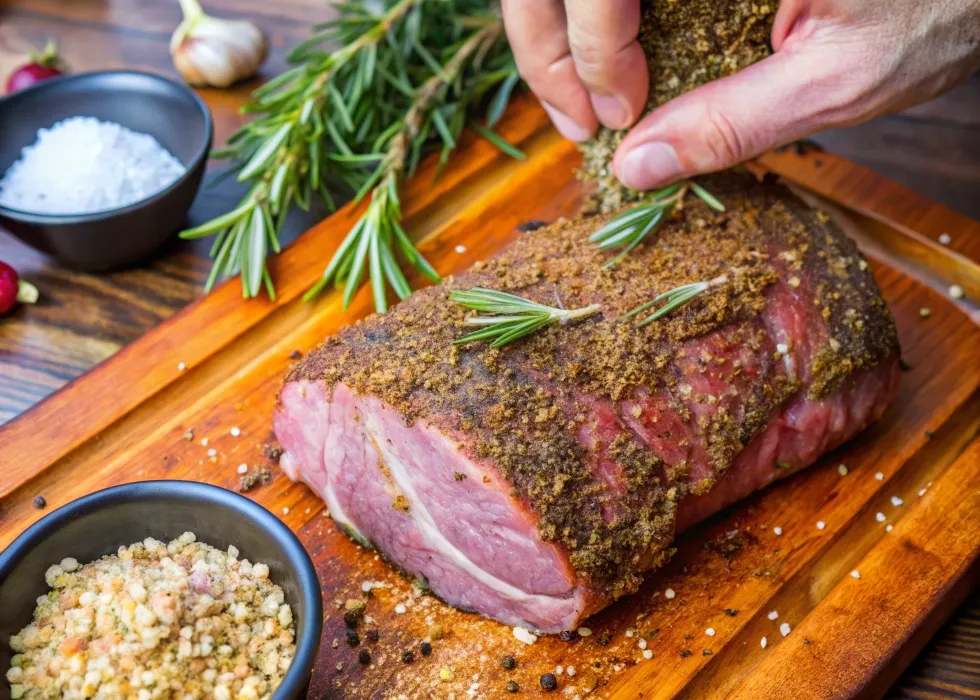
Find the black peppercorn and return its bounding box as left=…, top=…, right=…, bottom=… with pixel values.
left=365, top=629, right=379, bottom=643
left=401, top=650, right=415, bottom=664
left=558, top=630, right=578, bottom=641
left=499, top=655, right=516, bottom=670
left=345, top=629, right=360, bottom=647
left=540, top=673, right=558, bottom=691
left=506, top=681, right=520, bottom=693
left=344, top=611, right=360, bottom=628
left=33, top=495, right=46, bottom=509
left=358, top=649, right=371, bottom=665
left=680, top=650, right=692, bottom=658
left=725, top=609, right=739, bottom=617
left=419, top=641, right=432, bottom=656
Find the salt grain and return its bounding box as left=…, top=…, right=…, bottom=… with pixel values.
left=949, top=284, right=965, bottom=300
left=638, top=639, right=647, bottom=650
left=455, top=245, right=467, bottom=254
left=625, top=630, right=633, bottom=638
left=567, top=666, right=576, bottom=677
left=664, top=588, right=676, bottom=600
left=837, top=464, right=848, bottom=476
left=576, top=627, right=592, bottom=637
left=918, top=488, right=927, bottom=497
left=886, top=524, right=894, bottom=532
left=177, top=362, right=187, bottom=372
left=875, top=472, right=884, bottom=481
left=773, top=527, right=783, bottom=536
left=237, top=464, right=248, bottom=474
left=201, top=438, right=209, bottom=447
left=876, top=512, right=886, bottom=523
left=0, top=117, right=186, bottom=215
left=642, top=650, right=654, bottom=660
left=760, top=637, right=768, bottom=649
left=850, top=570, right=861, bottom=579
left=938, top=233, right=951, bottom=245
left=513, top=627, right=537, bottom=644
left=230, top=427, right=241, bottom=437
left=776, top=343, right=788, bottom=354
left=779, top=623, right=791, bottom=637
left=705, top=628, right=715, bottom=637
left=395, top=604, right=408, bottom=615
left=206, top=448, right=217, bottom=458
left=767, top=610, right=778, bottom=621
left=891, top=496, right=904, bottom=507
left=816, top=521, right=825, bottom=530
left=282, top=507, right=289, bottom=515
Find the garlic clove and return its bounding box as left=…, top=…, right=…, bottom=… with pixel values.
left=171, top=0, right=268, bottom=88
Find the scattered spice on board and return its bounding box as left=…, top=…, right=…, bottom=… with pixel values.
left=238, top=467, right=271, bottom=492
left=32, top=495, right=45, bottom=509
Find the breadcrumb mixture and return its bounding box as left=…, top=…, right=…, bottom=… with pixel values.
left=6, top=533, right=296, bottom=700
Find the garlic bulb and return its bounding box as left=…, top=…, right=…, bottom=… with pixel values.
left=170, top=0, right=268, bottom=88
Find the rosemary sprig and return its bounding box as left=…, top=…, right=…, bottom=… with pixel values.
left=450, top=287, right=601, bottom=347
left=589, top=181, right=726, bottom=269
left=621, top=274, right=728, bottom=327
left=181, top=0, right=520, bottom=308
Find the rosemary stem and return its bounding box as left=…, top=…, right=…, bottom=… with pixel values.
left=559, top=303, right=602, bottom=324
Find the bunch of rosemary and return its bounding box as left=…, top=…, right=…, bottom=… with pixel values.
left=181, top=0, right=520, bottom=311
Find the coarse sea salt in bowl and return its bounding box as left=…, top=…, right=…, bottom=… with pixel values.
left=0, top=71, right=212, bottom=271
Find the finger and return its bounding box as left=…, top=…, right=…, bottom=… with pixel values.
left=501, top=0, right=598, bottom=142
left=613, top=45, right=866, bottom=190
left=565, top=0, right=648, bottom=129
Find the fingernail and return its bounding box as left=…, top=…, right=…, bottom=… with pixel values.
left=542, top=101, right=593, bottom=143
left=619, top=142, right=684, bottom=190
left=590, top=93, right=630, bottom=130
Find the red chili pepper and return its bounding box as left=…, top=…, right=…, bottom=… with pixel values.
left=5, top=41, right=64, bottom=94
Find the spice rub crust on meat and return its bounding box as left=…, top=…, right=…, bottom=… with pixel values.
left=280, top=172, right=899, bottom=621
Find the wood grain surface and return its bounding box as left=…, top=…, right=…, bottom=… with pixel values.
left=1, top=2, right=979, bottom=697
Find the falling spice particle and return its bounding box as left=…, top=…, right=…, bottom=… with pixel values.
left=918, top=488, right=927, bottom=497
left=767, top=610, right=779, bottom=621
left=230, top=427, right=241, bottom=437
left=851, top=570, right=861, bottom=579
left=876, top=512, right=887, bottom=523
left=177, top=362, right=187, bottom=371
left=33, top=495, right=46, bottom=509
left=282, top=507, right=290, bottom=515
left=891, top=496, right=904, bottom=507
left=455, top=244, right=467, bottom=254
left=938, top=233, right=951, bottom=245
left=761, top=637, right=768, bottom=649
left=183, top=429, right=194, bottom=441
left=816, top=521, right=826, bottom=530
left=773, top=527, right=783, bottom=536
left=237, top=463, right=248, bottom=474
left=886, top=524, right=894, bottom=532
left=875, top=472, right=884, bottom=481
left=780, top=623, right=791, bottom=637
left=705, top=628, right=716, bottom=637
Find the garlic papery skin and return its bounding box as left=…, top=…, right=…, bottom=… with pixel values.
left=170, top=0, right=268, bottom=88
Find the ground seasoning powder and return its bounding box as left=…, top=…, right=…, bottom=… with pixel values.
left=579, top=0, right=777, bottom=212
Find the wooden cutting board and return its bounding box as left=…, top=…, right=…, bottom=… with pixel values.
left=1, top=98, right=979, bottom=699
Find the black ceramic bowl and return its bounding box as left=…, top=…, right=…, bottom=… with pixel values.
left=0, top=71, right=212, bottom=271
left=0, top=481, right=322, bottom=700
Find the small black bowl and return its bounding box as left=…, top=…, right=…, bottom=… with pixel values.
left=0, top=481, right=322, bottom=700
left=0, top=71, right=212, bottom=271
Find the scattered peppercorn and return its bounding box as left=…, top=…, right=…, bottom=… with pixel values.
left=420, top=641, right=432, bottom=656
left=500, top=655, right=516, bottom=670
left=33, top=495, right=46, bottom=509
left=358, top=649, right=371, bottom=665
left=596, top=631, right=611, bottom=646
left=365, top=629, right=379, bottom=643
left=402, top=650, right=415, bottom=664
left=925, top=430, right=934, bottom=439
left=345, top=629, right=360, bottom=647
left=724, top=609, right=739, bottom=617
left=344, top=611, right=360, bottom=629
left=680, top=650, right=693, bottom=658
left=289, top=350, right=303, bottom=359
left=263, top=444, right=283, bottom=461
left=558, top=630, right=579, bottom=642
left=454, top=472, right=466, bottom=481
left=517, top=219, right=547, bottom=232
left=506, top=681, right=520, bottom=693
left=803, top=638, right=812, bottom=645
left=703, top=649, right=713, bottom=656
left=540, top=673, right=558, bottom=691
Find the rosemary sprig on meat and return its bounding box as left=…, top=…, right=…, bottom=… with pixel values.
left=181, top=0, right=519, bottom=308
left=621, top=274, right=728, bottom=327
left=590, top=181, right=725, bottom=268
left=450, top=287, right=601, bottom=347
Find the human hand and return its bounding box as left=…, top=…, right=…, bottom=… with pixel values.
left=503, top=0, right=980, bottom=191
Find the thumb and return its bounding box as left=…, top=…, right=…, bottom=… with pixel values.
left=612, top=44, right=862, bottom=190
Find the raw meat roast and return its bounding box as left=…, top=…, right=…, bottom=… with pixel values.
left=274, top=173, right=900, bottom=632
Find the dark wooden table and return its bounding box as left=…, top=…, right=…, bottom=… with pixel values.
left=1, top=2, right=978, bottom=696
